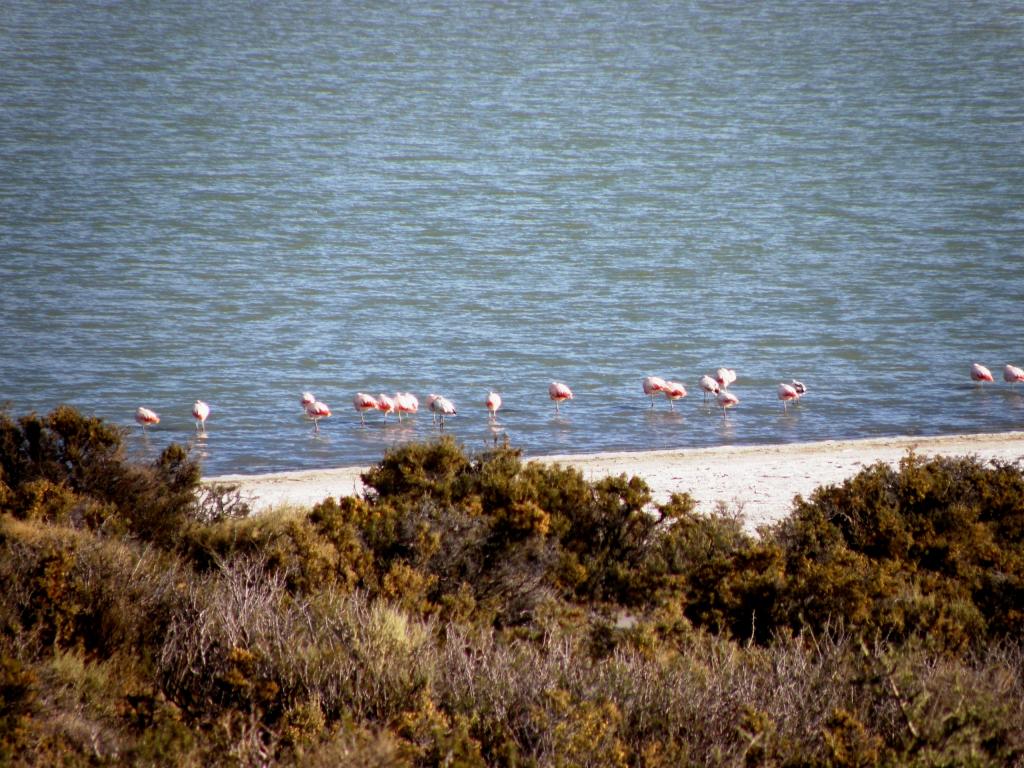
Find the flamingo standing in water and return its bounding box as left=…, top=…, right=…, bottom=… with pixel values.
left=353, top=392, right=379, bottom=425
left=305, top=400, right=331, bottom=433
left=549, top=381, right=573, bottom=414
left=395, top=392, right=419, bottom=422
left=717, top=390, right=739, bottom=415
left=971, top=363, right=994, bottom=384
left=135, top=406, right=160, bottom=432
left=430, top=395, right=457, bottom=428
left=486, top=391, right=502, bottom=421
left=777, top=383, right=799, bottom=412
left=699, top=375, right=720, bottom=403
left=376, top=393, right=397, bottom=420
left=642, top=376, right=667, bottom=407
left=662, top=381, right=687, bottom=410
left=192, top=400, right=210, bottom=433
left=1003, top=365, right=1024, bottom=385
left=716, top=368, right=737, bottom=389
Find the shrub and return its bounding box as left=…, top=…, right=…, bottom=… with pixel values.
left=0, top=406, right=230, bottom=547
left=767, top=454, right=1024, bottom=650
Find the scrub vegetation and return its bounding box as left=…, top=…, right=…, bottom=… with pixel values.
left=2, top=406, right=1023, bottom=766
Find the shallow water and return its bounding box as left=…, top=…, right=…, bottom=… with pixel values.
left=2, top=0, right=1023, bottom=475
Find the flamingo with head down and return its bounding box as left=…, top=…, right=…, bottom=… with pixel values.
left=642, top=376, right=667, bottom=408
left=699, top=375, right=720, bottom=403
left=717, top=390, right=739, bottom=416
left=971, top=363, right=994, bottom=384
left=135, top=406, right=160, bottom=432
left=1003, top=365, right=1024, bottom=385
left=549, top=381, right=573, bottom=414
left=376, top=393, right=397, bottom=420
left=429, top=395, right=457, bottom=428
left=305, top=400, right=331, bottom=433
left=353, top=392, right=379, bottom=425
left=486, top=391, right=502, bottom=421
left=192, top=400, right=210, bottom=433
left=662, top=381, right=687, bottom=410
left=777, top=383, right=799, bottom=412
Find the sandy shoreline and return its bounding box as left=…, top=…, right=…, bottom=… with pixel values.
left=205, top=431, right=1024, bottom=530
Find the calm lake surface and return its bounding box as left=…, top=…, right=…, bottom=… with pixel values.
left=2, top=0, right=1023, bottom=476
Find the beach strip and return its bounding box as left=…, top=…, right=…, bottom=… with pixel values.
left=205, top=431, right=1024, bottom=530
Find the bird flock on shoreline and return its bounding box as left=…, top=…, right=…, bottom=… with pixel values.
left=131, top=364, right=1023, bottom=435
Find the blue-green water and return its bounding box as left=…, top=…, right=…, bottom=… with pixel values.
left=2, top=1, right=1023, bottom=475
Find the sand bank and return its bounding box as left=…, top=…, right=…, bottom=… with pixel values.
left=205, top=432, right=1024, bottom=530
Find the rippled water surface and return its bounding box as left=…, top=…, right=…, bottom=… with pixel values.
left=2, top=1, right=1023, bottom=475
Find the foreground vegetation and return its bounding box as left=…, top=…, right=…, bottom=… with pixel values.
left=2, top=406, right=1023, bottom=766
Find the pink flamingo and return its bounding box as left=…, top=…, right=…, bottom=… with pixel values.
left=486, top=391, right=502, bottom=421
left=1003, top=365, right=1024, bottom=385
left=971, top=363, right=994, bottom=384
left=715, top=368, right=737, bottom=389
left=717, top=390, right=739, bottom=415
left=192, top=400, right=210, bottom=433
left=430, top=395, right=457, bottom=428
left=777, top=383, right=799, bottom=412
left=395, top=392, right=419, bottom=422
left=135, top=406, right=160, bottom=431
left=662, top=381, right=687, bottom=410
left=353, top=392, right=379, bottom=425
left=376, top=393, right=397, bottom=420
left=699, top=375, right=720, bottom=403
left=642, top=376, right=667, bottom=407
left=549, top=381, right=573, bottom=414
left=305, top=400, right=331, bottom=433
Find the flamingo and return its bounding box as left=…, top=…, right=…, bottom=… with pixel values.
left=971, top=363, right=994, bottom=384
left=430, top=395, right=457, bottom=428
left=1003, top=365, right=1024, bottom=385
left=426, top=394, right=440, bottom=424
left=395, top=392, right=419, bottom=422
left=699, top=375, right=720, bottom=403
left=135, top=406, right=160, bottom=431
left=300, top=392, right=316, bottom=407
left=352, top=392, right=379, bottom=425
left=305, top=400, right=331, bottom=433
left=376, top=393, right=397, bottom=420
left=715, top=368, right=737, bottom=389
left=486, top=391, right=502, bottom=421
left=717, top=390, right=739, bottom=415
left=192, top=400, right=210, bottom=433
left=549, top=381, right=573, bottom=414
left=662, top=381, right=687, bottom=410
left=642, top=376, right=668, bottom=407
left=778, top=383, right=799, bottom=412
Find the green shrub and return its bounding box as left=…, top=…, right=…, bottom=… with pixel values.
left=0, top=406, right=230, bottom=547
left=766, top=454, right=1024, bottom=650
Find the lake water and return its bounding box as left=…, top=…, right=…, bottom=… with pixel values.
left=2, top=0, right=1023, bottom=476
